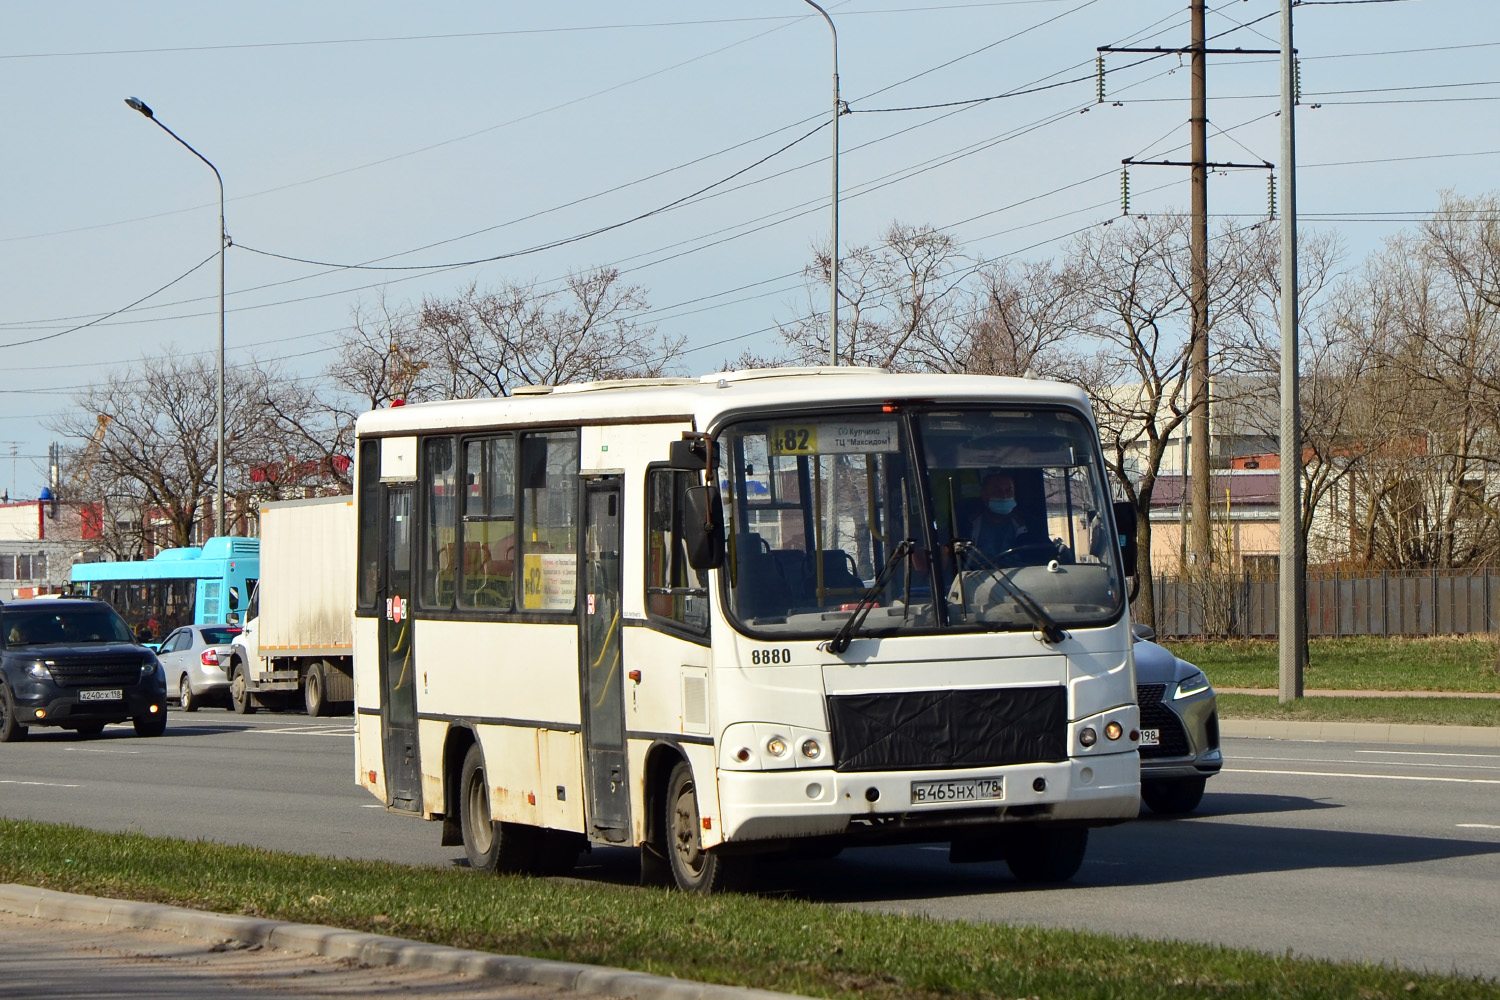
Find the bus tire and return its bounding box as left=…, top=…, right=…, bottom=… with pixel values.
left=229, top=664, right=256, bottom=715
left=664, top=760, right=754, bottom=894
left=303, top=662, right=327, bottom=717
left=459, top=743, right=532, bottom=874
left=0, top=684, right=27, bottom=742
left=1003, top=825, right=1087, bottom=884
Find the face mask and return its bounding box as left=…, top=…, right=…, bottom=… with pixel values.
left=987, top=498, right=1017, bottom=516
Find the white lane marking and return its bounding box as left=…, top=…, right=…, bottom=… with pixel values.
left=1359, top=750, right=1500, bottom=761
left=0, top=780, right=81, bottom=788
left=65, top=748, right=140, bottom=755
left=361, top=804, right=385, bottom=809
left=1228, top=767, right=1500, bottom=785
left=1235, top=755, right=1500, bottom=772
left=1457, top=823, right=1500, bottom=829
left=248, top=726, right=353, bottom=737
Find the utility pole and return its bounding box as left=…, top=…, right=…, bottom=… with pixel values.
left=1278, top=0, right=1305, bottom=703
left=1099, top=14, right=1276, bottom=568
left=1189, top=0, right=1211, bottom=566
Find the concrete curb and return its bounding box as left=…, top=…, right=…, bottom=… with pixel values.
left=0, top=884, right=806, bottom=1000
left=1222, top=719, right=1500, bottom=747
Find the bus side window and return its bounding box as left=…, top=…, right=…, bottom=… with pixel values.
left=420, top=436, right=458, bottom=608
left=517, top=431, right=579, bottom=612
left=645, top=467, right=709, bottom=634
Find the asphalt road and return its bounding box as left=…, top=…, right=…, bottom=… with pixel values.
left=2, top=709, right=1499, bottom=981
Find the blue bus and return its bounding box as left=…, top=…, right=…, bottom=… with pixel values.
left=71, top=537, right=260, bottom=642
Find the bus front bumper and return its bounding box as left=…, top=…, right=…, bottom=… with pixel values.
left=715, top=751, right=1139, bottom=845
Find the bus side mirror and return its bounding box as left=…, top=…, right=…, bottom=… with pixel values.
left=668, top=435, right=719, bottom=472
left=682, top=485, right=725, bottom=570
left=1112, top=501, right=1138, bottom=576
left=228, top=587, right=240, bottom=611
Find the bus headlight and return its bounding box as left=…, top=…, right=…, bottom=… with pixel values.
left=1105, top=721, right=1123, bottom=741
left=766, top=736, right=790, bottom=758
left=800, top=738, right=822, bottom=760
left=1079, top=727, right=1097, bottom=747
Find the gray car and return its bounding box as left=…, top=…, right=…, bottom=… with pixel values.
left=1132, top=623, right=1222, bottom=814
left=156, top=624, right=241, bottom=712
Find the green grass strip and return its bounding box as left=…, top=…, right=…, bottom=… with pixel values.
left=2, top=818, right=1496, bottom=998
left=1218, top=693, right=1500, bottom=727
left=1167, top=636, right=1500, bottom=693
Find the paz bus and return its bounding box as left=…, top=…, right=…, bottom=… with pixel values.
left=71, top=537, right=259, bottom=641
left=352, top=368, right=1141, bottom=892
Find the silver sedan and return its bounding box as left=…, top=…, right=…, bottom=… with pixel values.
left=155, top=624, right=242, bottom=712
left=1132, top=623, right=1223, bottom=814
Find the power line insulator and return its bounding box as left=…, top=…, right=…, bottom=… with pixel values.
left=1121, top=166, right=1130, bottom=216
left=1268, top=172, right=1277, bottom=220
left=1294, top=58, right=1302, bottom=105
left=1096, top=55, right=1106, bottom=104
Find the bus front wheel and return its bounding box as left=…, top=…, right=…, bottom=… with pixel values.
left=459, top=743, right=533, bottom=874
left=664, top=760, right=753, bottom=894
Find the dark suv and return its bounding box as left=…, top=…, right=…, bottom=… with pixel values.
left=0, top=599, right=168, bottom=741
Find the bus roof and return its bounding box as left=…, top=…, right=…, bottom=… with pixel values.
left=70, top=536, right=260, bottom=583
left=355, top=368, right=1094, bottom=439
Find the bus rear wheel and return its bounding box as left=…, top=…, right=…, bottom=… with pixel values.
left=1003, top=825, right=1088, bottom=883
left=664, top=760, right=753, bottom=894
left=459, top=743, right=534, bottom=874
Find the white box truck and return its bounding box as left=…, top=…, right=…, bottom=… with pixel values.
left=229, top=495, right=356, bottom=716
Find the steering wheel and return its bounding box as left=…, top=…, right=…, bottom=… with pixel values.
left=992, top=540, right=1067, bottom=567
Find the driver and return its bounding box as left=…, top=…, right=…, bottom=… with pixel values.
left=969, top=472, right=1029, bottom=561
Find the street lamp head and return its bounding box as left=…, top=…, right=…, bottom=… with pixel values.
left=124, top=97, right=154, bottom=118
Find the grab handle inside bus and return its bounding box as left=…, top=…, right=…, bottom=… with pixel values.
left=683, top=485, right=725, bottom=570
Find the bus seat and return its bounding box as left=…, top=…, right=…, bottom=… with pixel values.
left=730, top=534, right=790, bottom=619
left=814, top=549, right=866, bottom=599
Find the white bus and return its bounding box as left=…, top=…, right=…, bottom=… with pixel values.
left=352, top=368, right=1142, bottom=892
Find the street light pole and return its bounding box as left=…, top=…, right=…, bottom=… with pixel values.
left=124, top=97, right=228, bottom=539
left=801, top=0, right=840, bottom=366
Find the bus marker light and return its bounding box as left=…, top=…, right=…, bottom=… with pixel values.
left=735, top=747, right=751, bottom=762
left=1129, top=730, right=1140, bottom=742
left=528, top=793, right=536, bottom=805
left=702, top=818, right=712, bottom=830
left=767, top=737, right=789, bottom=758
left=368, top=771, right=377, bottom=784
left=628, top=669, right=641, bottom=683
left=1105, top=721, right=1123, bottom=741
left=1079, top=727, right=1097, bottom=747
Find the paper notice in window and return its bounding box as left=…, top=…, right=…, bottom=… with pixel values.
left=522, top=552, right=577, bottom=611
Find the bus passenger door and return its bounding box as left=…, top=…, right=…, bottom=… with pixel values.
left=380, top=485, right=422, bottom=812
left=579, top=476, right=629, bottom=842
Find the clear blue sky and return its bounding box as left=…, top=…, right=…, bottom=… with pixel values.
left=2, top=0, right=1493, bottom=498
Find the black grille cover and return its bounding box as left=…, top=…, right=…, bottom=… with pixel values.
left=828, top=686, right=1066, bottom=772
left=1136, top=683, right=1191, bottom=758
left=45, top=659, right=142, bottom=689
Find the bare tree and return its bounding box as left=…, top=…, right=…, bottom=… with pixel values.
left=326, top=294, right=438, bottom=408
left=415, top=268, right=683, bottom=396
left=780, top=223, right=968, bottom=370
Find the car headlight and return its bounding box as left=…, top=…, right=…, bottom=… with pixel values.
left=1174, top=669, right=1210, bottom=700
left=141, top=657, right=161, bottom=676
left=26, top=661, right=53, bottom=680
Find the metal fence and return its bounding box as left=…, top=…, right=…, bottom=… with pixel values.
left=1152, top=569, right=1500, bottom=638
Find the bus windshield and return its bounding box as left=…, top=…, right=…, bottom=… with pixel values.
left=718, top=405, right=1125, bottom=639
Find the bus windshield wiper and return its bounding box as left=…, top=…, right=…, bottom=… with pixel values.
left=951, top=539, right=1067, bottom=644
left=823, top=539, right=914, bottom=655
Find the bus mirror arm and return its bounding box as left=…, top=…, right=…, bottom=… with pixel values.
left=682, top=485, right=725, bottom=571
